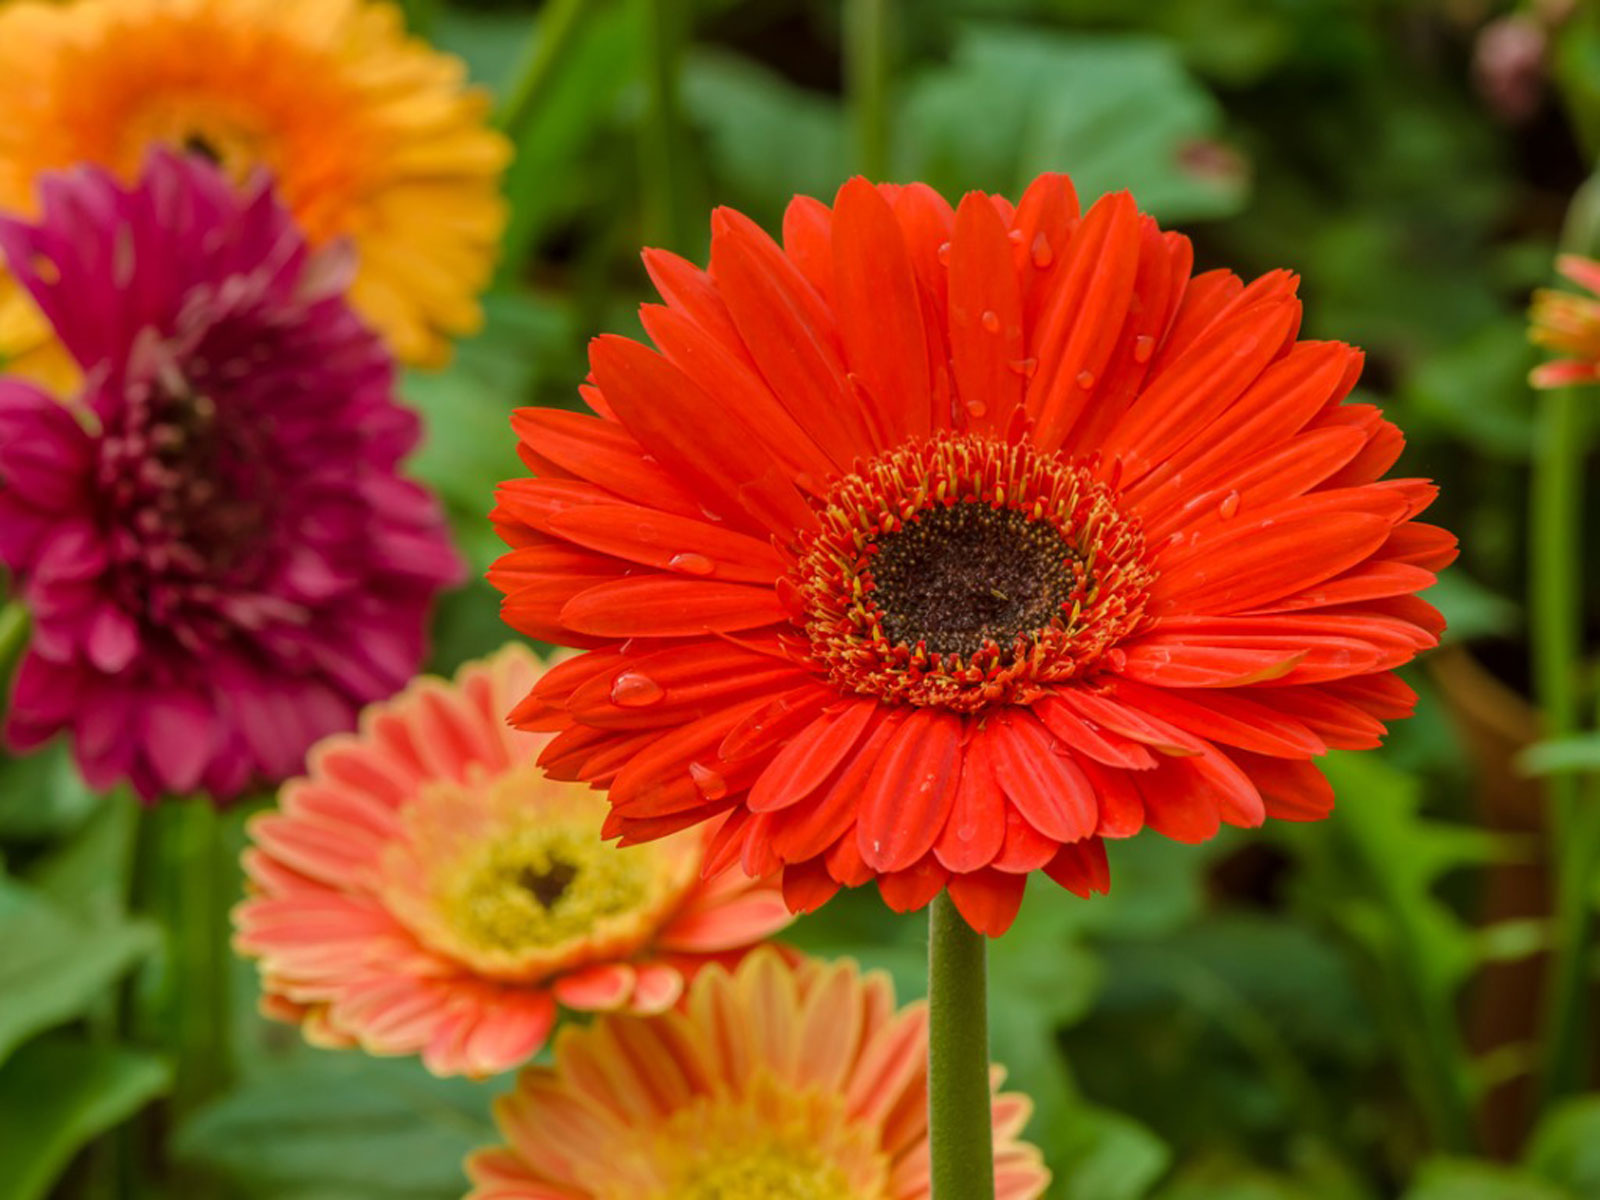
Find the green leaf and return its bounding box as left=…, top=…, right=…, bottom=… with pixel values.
left=682, top=51, right=848, bottom=224
left=1423, top=569, right=1521, bottom=646
left=902, top=26, right=1247, bottom=221
left=1053, top=1105, right=1170, bottom=1200
left=27, top=789, right=137, bottom=925
left=1403, top=1159, right=1569, bottom=1200
left=1518, top=734, right=1600, bottom=778
left=0, top=1036, right=170, bottom=1200
left=1526, top=1096, right=1600, bottom=1196
left=0, top=741, right=99, bottom=841
left=176, top=1055, right=503, bottom=1199
left=0, top=876, right=158, bottom=1065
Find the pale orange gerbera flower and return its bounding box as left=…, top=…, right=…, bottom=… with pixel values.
left=234, top=645, right=794, bottom=1078
left=0, top=0, right=509, bottom=379
left=467, top=948, right=1050, bottom=1199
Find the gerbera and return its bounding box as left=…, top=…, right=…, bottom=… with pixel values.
left=1529, top=254, right=1600, bottom=387
left=0, top=0, right=508, bottom=380
left=466, top=947, right=1049, bottom=1198
left=0, top=150, right=461, bottom=800
left=490, top=175, right=1454, bottom=936
left=235, top=643, right=794, bottom=1078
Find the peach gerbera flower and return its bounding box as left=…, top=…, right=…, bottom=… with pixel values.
left=0, top=0, right=509, bottom=380
left=467, top=948, right=1050, bottom=1199
left=1530, top=254, right=1600, bottom=388
left=234, top=644, right=794, bottom=1078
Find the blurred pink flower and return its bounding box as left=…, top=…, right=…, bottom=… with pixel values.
left=1530, top=254, right=1600, bottom=388
left=0, top=150, right=461, bottom=800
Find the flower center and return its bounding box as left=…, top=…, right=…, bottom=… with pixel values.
left=673, top=1148, right=854, bottom=1200
left=792, top=434, right=1153, bottom=711
left=381, top=764, right=700, bottom=981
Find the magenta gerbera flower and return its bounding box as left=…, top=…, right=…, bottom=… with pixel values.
left=0, top=150, right=462, bottom=801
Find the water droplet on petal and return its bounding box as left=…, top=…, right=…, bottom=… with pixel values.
left=1030, top=232, right=1053, bottom=268
left=1076, top=370, right=1095, bottom=390
left=1006, top=357, right=1038, bottom=377
left=981, top=310, right=1000, bottom=333
left=1133, top=334, right=1155, bottom=363
left=689, top=761, right=727, bottom=800
left=1007, top=229, right=1024, bottom=245
left=668, top=551, right=714, bottom=576
left=611, top=672, right=664, bottom=707
left=936, top=241, right=951, bottom=266
left=964, top=398, right=988, bottom=418
left=1218, top=490, right=1240, bottom=520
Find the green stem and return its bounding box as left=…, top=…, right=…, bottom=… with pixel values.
left=495, top=0, right=590, bottom=144
left=928, top=891, right=995, bottom=1200
left=0, top=599, right=28, bottom=679
left=1533, top=181, right=1600, bottom=1102
left=637, top=0, right=695, bottom=253
left=845, top=0, right=892, bottom=179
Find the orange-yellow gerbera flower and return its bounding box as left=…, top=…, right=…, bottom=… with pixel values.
left=234, top=645, right=794, bottom=1078
left=466, top=948, right=1051, bottom=1199
left=0, top=0, right=509, bottom=379
left=1530, top=254, right=1600, bottom=387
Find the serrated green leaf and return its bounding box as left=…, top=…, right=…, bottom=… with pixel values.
left=0, top=1036, right=170, bottom=1200
left=0, top=877, right=158, bottom=1066
left=902, top=26, right=1246, bottom=221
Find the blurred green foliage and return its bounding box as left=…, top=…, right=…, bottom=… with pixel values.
left=3, top=0, right=1599, bottom=1197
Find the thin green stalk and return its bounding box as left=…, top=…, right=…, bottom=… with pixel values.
left=928, top=892, right=995, bottom=1200
left=0, top=599, right=28, bottom=678
left=637, top=0, right=695, bottom=253
left=845, top=0, right=891, bottom=179
left=495, top=0, right=590, bottom=144
left=1533, top=178, right=1600, bottom=1104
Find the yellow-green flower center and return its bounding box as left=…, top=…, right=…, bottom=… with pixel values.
left=674, top=1144, right=854, bottom=1200
left=444, top=825, right=651, bottom=956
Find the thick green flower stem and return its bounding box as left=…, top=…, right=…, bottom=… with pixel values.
left=928, top=891, right=996, bottom=1200
left=1535, top=382, right=1594, bottom=1104
left=0, top=599, right=28, bottom=684
left=846, top=0, right=891, bottom=179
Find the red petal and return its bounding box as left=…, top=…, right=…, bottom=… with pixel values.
left=986, top=710, right=1097, bottom=842
left=933, top=731, right=1007, bottom=873
left=1043, top=839, right=1110, bottom=897
left=948, top=191, right=1025, bottom=436
left=876, top=858, right=950, bottom=914
left=947, top=871, right=1027, bottom=936
left=1107, top=679, right=1325, bottom=758
left=856, top=710, right=963, bottom=872
left=747, top=700, right=878, bottom=813
left=548, top=503, right=785, bottom=584
left=561, top=576, right=787, bottom=637
left=781, top=858, right=842, bottom=913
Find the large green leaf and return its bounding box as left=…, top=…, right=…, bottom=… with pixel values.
left=1403, top=1160, right=1569, bottom=1200
left=1526, top=1097, right=1600, bottom=1196
left=0, top=742, right=98, bottom=841
left=0, top=1036, right=170, bottom=1200
left=0, top=876, right=157, bottom=1066
left=902, top=26, right=1246, bottom=220
left=176, top=1055, right=503, bottom=1199
left=1053, top=1105, right=1170, bottom=1200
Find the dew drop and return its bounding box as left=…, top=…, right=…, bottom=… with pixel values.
left=936, top=241, right=951, bottom=265
left=668, top=551, right=715, bottom=576
left=1076, top=370, right=1095, bottom=390
left=1006, top=357, right=1038, bottom=377
left=1133, top=335, right=1155, bottom=363
left=1030, top=232, right=1053, bottom=268
left=689, top=761, right=728, bottom=800
left=611, top=671, right=664, bottom=707
left=1218, top=490, right=1240, bottom=520
left=981, top=310, right=1000, bottom=333
left=1007, top=229, right=1024, bottom=245
left=964, top=397, right=988, bottom=418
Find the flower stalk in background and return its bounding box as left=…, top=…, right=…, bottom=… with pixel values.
left=0, top=0, right=509, bottom=379
left=466, top=947, right=1049, bottom=1199
left=235, top=644, right=794, bottom=1078
left=0, top=150, right=462, bottom=801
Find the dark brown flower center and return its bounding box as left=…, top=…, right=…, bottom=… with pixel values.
left=870, top=503, right=1085, bottom=660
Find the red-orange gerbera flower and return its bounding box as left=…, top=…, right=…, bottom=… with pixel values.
left=467, top=948, right=1049, bottom=1198
left=234, top=644, right=793, bottom=1077
left=490, top=175, right=1454, bottom=936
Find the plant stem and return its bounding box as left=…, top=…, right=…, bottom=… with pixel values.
left=0, top=599, right=28, bottom=681
left=928, top=891, right=995, bottom=1200
left=496, top=0, right=590, bottom=144
left=845, top=0, right=892, bottom=179
left=1532, top=173, right=1600, bottom=1104
left=637, top=0, right=695, bottom=253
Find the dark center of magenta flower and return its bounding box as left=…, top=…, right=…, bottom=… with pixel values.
left=792, top=434, right=1155, bottom=711
left=870, top=503, right=1086, bottom=661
